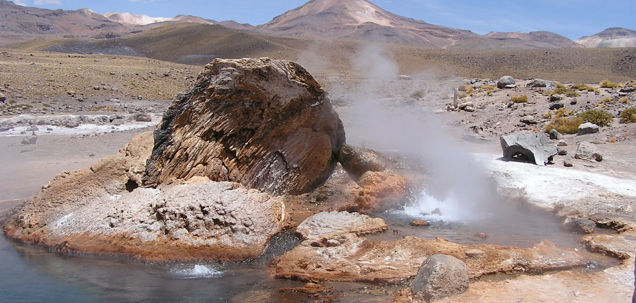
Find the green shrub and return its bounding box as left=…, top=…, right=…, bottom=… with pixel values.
left=545, top=117, right=584, bottom=134
left=511, top=95, right=528, bottom=103
left=578, top=109, right=613, bottom=127
left=619, top=108, right=636, bottom=124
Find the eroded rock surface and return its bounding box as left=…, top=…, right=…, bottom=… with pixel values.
left=271, top=235, right=585, bottom=284
left=296, top=211, right=387, bottom=241
left=144, top=58, right=345, bottom=196
left=500, top=133, right=557, bottom=165
left=338, top=144, right=389, bottom=180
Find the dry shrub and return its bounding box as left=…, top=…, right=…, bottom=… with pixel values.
left=600, top=79, right=623, bottom=88
left=481, top=84, right=497, bottom=91
left=599, top=97, right=614, bottom=104
left=545, top=117, right=584, bottom=134
left=553, top=108, right=574, bottom=118
left=578, top=109, right=613, bottom=127
left=572, top=83, right=597, bottom=92
left=620, top=108, right=636, bottom=124
left=620, top=97, right=629, bottom=103
left=511, top=95, right=528, bottom=103
left=543, top=112, right=552, bottom=119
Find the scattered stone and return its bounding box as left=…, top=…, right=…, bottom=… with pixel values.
left=563, top=218, right=596, bottom=234
left=338, top=144, right=387, bottom=181
left=550, top=94, right=565, bottom=102
left=557, top=147, right=568, bottom=156
left=557, top=140, right=567, bottom=147
left=137, top=95, right=143, bottom=100
left=410, top=254, right=469, bottom=302
left=144, top=58, right=345, bottom=196
left=578, top=122, right=600, bottom=135
left=564, top=160, right=573, bottom=167
left=526, top=79, right=547, bottom=88
left=497, top=76, right=516, bottom=89
left=411, top=220, right=430, bottom=227
left=21, top=136, right=37, bottom=145
left=458, top=102, right=474, bottom=110
left=464, top=105, right=475, bottom=112
left=135, top=113, right=152, bottom=122
left=620, top=87, right=635, bottom=93
left=520, top=115, right=536, bottom=124
left=549, top=102, right=565, bottom=110
left=500, top=133, right=557, bottom=165
left=112, top=119, right=124, bottom=126
left=0, top=92, right=6, bottom=103
left=110, top=72, right=116, bottom=75
left=65, top=120, right=79, bottom=128
left=295, top=211, right=387, bottom=241
left=570, top=98, right=578, bottom=105
left=67, top=90, right=75, bottom=96
left=76, top=97, right=84, bottom=102
left=93, top=86, right=100, bottom=90
left=549, top=129, right=562, bottom=140
left=27, top=125, right=39, bottom=132
left=575, top=141, right=603, bottom=162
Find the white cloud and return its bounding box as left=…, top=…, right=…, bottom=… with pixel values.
left=13, top=0, right=28, bottom=6
left=34, top=0, right=61, bottom=4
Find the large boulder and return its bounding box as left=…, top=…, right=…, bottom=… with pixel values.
left=577, top=122, right=600, bottom=135
left=410, top=254, right=469, bottom=302
left=144, top=58, right=345, bottom=196
left=497, top=76, right=516, bottom=89
left=500, top=133, right=558, bottom=165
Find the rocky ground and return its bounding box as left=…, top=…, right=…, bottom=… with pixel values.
left=1, top=52, right=635, bottom=302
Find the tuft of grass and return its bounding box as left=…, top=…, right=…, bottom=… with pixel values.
left=548, top=85, right=580, bottom=97
left=545, top=117, right=584, bottom=134
left=553, top=108, right=574, bottom=118
left=465, top=85, right=474, bottom=94
left=481, top=84, right=497, bottom=91
left=487, top=91, right=493, bottom=96
left=620, top=97, right=629, bottom=104
left=572, top=83, right=597, bottom=93
left=599, top=97, right=614, bottom=104
left=543, top=112, right=552, bottom=119
left=578, top=109, right=613, bottom=127
left=609, top=138, right=617, bottom=143
left=511, top=95, right=528, bottom=103
left=619, top=108, right=636, bottom=124
left=600, top=79, right=624, bottom=88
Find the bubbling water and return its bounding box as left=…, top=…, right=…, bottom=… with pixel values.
left=398, top=189, right=495, bottom=223
left=169, top=264, right=223, bottom=279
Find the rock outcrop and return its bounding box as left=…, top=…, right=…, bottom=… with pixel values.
left=4, top=132, right=288, bottom=261
left=575, top=141, right=603, bottom=162
left=578, top=122, right=600, bottom=135
left=410, top=254, right=469, bottom=302
left=296, top=211, right=387, bottom=241
left=500, top=133, right=557, bottom=165
left=271, top=235, right=585, bottom=284
left=144, top=58, right=345, bottom=196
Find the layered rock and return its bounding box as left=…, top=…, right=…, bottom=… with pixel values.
left=144, top=58, right=345, bottom=196
left=271, top=235, right=586, bottom=284
left=4, top=134, right=288, bottom=261
left=296, top=211, right=387, bottom=241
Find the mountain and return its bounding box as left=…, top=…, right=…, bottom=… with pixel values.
left=575, top=27, right=636, bottom=48
left=103, top=12, right=215, bottom=26
left=484, top=31, right=582, bottom=49
left=258, top=0, right=481, bottom=48
left=0, top=0, right=126, bottom=44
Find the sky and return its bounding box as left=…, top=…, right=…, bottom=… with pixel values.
left=10, top=0, right=636, bottom=40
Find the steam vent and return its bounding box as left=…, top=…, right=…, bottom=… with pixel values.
left=144, top=58, right=346, bottom=196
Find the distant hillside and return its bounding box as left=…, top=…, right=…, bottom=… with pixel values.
left=576, top=27, right=636, bottom=48
left=484, top=31, right=582, bottom=49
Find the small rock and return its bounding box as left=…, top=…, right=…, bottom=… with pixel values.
left=570, top=98, right=578, bottom=105
left=474, top=232, right=488, bottom=239
left=110, top=72, right=116, bottom=75
left=93, top=86, right=100, bottom=90
left=464, top=105, right=475, bottom=112
left=577, top=122, right=599, bottom=135
left=458, top=102, right=474, bottom=110
left=135, top=113, right=152, bottom=122
left=549, top=102, right=564, bottom=110
left=575, top=141, right=603, bottom=162
left=67, top=90, right=75, bottom=96
left=557, top=140, right=567, bottom=147
left=520, top=115, right=536, bottom=124
left=112, top=119, right=124, bottom=126
left=557, top=147, right=568, bottom=156
left=465, top=249, right=485, bottom=258
left=564, top=160, right=573, bottom=167
left=76, top=97, right=84, bottom=102
left=549, top=129, right=562, bottom=140
left=497, top=76, right=516, bottom=89
left=562, top=218, right=596, bottom=234
left=410, top=254, right=469, bottom=302
left=550, top=94, right=564, bottom=102
left=21, top=136, right=37, bottom=145
left=137, top=95, right=143, bottom=100
left=65, top=121, right=79, bottom=128
left=411, top=220, right=430, bottom=227
left=0, top=92, right=6, bottom=103
left=526, top=79, right=547, bottom=88
left=620, top=87, right=635, bottom=93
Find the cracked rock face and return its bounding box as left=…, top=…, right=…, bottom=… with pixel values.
left=144, top=58, right=345, bottom=196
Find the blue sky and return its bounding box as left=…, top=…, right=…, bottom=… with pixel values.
left=11, top=0, right=636, bottom=40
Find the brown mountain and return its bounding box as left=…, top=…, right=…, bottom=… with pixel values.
left=257, top=0, right=480, bottom=48
left=0, top=0, right=126, bottom=44
left=576, top=27, right=636, bottom=48
left=484, top=31, right=582, bottom=49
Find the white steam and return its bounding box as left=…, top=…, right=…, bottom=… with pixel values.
left=342, top=44, right=499, bottom=223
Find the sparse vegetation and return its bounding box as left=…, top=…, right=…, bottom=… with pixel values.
left=545, top=117, right=584, bottom=134
left=600, top=79, right=623, bottom=88
left=599, top=97, right=614, bottom=104
left=547, top=84, right=580, bottom=97
left=511, top=95, right=528, bottom=103
left=619, top=108, right=636, bottom=124
left=571, top=83, right=598, bottom=93
left=481, top=84, right=497, bottom=91
left=543, top=112, right=552, bottom=119
left=620, top=97, right=629, bottom=103
left=578, top=109, right=613, bottom=127
left=553, top=108, right=574, bottom=118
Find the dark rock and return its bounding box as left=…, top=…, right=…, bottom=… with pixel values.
left=500, top=133, right=557, bottom=165
left=526, top=79, right=547, bottom=88
left=65, top=120, right=79, bottom=128
left=570, top=98, right=578, bottom=105
left=410, top=254, right=469, bottom=302
left=577, top=122, right=600, bottom=135
left=550, top=94, right=564, bottom=102
left=557, top=147, right=568, bottom=156
left=458, top=102, right=473, bottom=110
left=549, top=129, right=562, bottom=140
left=0, top=92, right=5, bottom=103
left=338, top=144, right=387, bottom=181
left=21, top=136, right=37, bottom=145
left=575, top=141, right=603, bottom=162
left=135, top=113, right=152, bottom=122
left=564, top=160, right=573, bottom=167
left=497, top=76, right=515, bottom=89
left=562, top=218, right=596, bottom=234
left=620, top=86, right=635, bottom=93
left=549, top=102, right=564, bottom=110
left=144, top=58, right=345, bottom=196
